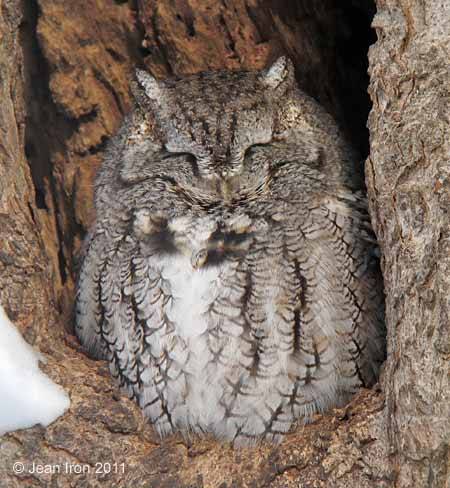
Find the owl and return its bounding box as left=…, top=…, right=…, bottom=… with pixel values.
left=75, top=57, right=385, bottom=445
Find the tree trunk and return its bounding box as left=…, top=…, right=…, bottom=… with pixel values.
left=367, top=2, right=450, bottom=485
left=0, top=0, right=448, bottom=487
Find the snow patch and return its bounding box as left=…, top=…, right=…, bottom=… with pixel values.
left=0, top=306, right=70, bottom=435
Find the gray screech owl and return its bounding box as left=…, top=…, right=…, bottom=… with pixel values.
left=75, top=57, right=385, bottom=445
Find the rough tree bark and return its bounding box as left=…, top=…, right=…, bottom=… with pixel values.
left=367, top=2, right=450, bottom=485
left=0, top=0, right=448, bottom=487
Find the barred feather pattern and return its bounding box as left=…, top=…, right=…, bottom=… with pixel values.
left=75, top=57, right=385, bottom=445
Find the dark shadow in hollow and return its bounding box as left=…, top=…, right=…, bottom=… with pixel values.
left=267, top=0, right=376, bottom=160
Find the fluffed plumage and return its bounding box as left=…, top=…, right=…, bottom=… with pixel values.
left=76, top=57, right=385, bottom=445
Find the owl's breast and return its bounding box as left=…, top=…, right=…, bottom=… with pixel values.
left=156, top=253, right=224, bottom=339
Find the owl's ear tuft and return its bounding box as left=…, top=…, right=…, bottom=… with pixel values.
left=135, top=68, right=162, bottom=101
left=261, top=56, right=295, bottom=90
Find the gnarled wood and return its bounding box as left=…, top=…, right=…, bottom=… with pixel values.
left=367, top=2, right=450, bottom=485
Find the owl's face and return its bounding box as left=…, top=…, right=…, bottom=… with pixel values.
left=122, top=57, right=335, bottom=269
left=135, top=57, right=297, bottom=178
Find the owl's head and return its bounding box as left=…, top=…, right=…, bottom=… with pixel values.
left=111, top=58, right=353, bottom=269
left=133, top=57, right=300, bottom=178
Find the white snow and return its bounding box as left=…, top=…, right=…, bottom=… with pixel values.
left=0, top=306, right=70, bottom=435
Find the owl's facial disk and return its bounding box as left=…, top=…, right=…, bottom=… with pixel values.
left=135, top=57, right=296, bottom=178
left=162, top=108, right=273, bottom=178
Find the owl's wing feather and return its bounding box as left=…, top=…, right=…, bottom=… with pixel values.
left=100, top=235, right=178, bottom=434
left=75, top=228, right=109, bottom=360
left=266, top=188, right=385, bottom=409
left=320, top=195, right=386, bottom=387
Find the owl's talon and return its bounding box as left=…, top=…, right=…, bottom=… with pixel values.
left=191, top=248, right=208, bottom=269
